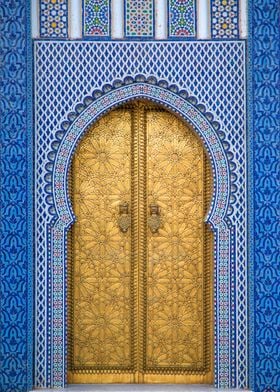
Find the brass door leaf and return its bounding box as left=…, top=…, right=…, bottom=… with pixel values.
left=68, top=101, right=213, bottom=384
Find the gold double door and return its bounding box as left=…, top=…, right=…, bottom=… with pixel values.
left=68, top=101, right=213, bottom=384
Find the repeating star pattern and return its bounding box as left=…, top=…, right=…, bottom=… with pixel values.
left=70, top=110, right=133, bottom=371
left=146, top=111, right=210, bottom=371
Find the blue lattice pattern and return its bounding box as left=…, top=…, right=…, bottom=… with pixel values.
left=84, top=0, right=110, bottom=37
left=169, top=0, right=196, bottom=37
left=40, top=0, right=68, bottom=38
left=34, top=41, right=247, bottom=388
left=211, top=0, right=239, bottom=38
left=125, top=0, right=154, bottom=37
left=252, top=0, right=280, bottom=391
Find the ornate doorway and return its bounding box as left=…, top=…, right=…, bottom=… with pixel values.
left=68, top=101, right=213, bottom=384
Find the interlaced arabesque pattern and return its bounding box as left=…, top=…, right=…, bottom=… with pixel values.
left=34, top=41, right=247, bottom=387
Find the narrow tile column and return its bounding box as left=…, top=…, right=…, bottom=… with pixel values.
left=69, top=0, right=82, bottom=39
left=31, top=0, right=40, bottom=38
left=197, top=0, right=211, bottom=39
left=155, top=0, right=168, bottom=39
left=112, top=0, right=124, bottom=39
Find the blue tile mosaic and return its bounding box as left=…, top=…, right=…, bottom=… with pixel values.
left=83, top=0, right=110, bottom=37
left=249, top=0, right=280, bottom=390
left=211, top=0, right=239, bottom=38
left=0, top=0, right=33, bottom=391
left=168, top=0, right=196, bottom=38
left=40, top=0, right=68, bottom=38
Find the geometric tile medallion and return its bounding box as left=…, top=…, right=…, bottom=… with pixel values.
left=40, top=0, right=68, bottom=38
left=169, top=0, right=196, bottom=38
left=211, top=0, right=239, bottom=38
left=84, top=0, right=110, bottom=37
left=125, top=0, right=154, bottom=37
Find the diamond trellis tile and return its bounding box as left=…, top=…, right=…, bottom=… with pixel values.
left=34, top=41, right=247, bottom=388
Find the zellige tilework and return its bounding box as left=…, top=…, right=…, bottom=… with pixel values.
left=125, top=0, right=154, bottom=37
left=211, top=0, right=239, bottom=38
left=0, top=0, right=33, bottom=391
left=34, top=41, right=247, bottom=389
left=84, top=0, right=110, bottom=37
left=250, top=0, right=280, bottom=390
left=40, top=0, right=68, bottom=38
left=2, top=1, right=280, bottom=391
left=168, top=0, right=196, bottom=38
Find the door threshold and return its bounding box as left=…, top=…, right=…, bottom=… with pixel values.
left=34, top=384, right=248, bottom=391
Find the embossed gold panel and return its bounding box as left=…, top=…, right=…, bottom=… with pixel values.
left=68, top=102, right=213, bottom=384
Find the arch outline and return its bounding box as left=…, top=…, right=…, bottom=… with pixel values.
left=44, top=76, right=237, bottom=388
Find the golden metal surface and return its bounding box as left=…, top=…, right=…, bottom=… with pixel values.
left=118, top=202, right=131, bottom=233
left=148, top=204, right=161, bottom=234
left=68, top=101, right=213, bottom=384
left=145, top=109, right=212, bottom=380
left=68, top=109, right=135, bottom=376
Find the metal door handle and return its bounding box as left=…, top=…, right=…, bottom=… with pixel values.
left=148, top=203, right=161, bottom=234
left=118, top=202, right=131, bottom=233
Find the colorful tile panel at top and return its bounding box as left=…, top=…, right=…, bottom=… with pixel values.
left=40, top=0, right=68, bottom=38
left=211, top=0, right=239, bottom=38
left=169, top=0, right=196, bottom=38
left=84, top=0, right=110, bottom=37
left=125, top=0, right=154, bottom=37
